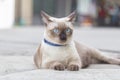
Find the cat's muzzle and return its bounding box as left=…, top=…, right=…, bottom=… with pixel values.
left=60, top=33, right=67, bottom=41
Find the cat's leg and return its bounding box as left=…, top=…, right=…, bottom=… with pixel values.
left=43, top=61, right=65, bottom=71
left=90, top=48, right=120, bottom=65
left=74, top=41, right=92, bottom=68
left=67, top=59, right=82, bottom=71
left=34, top=45, right=42, bottom=69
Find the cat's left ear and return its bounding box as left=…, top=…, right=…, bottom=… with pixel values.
left=67, top=11, right=76, bottom=23
left=41, top=11, right=53, bottom=25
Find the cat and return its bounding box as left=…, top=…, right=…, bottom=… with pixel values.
left=34, top=11, right=120, bottom=71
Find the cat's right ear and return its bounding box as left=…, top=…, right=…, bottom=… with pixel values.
left=41, top=11, right=52, bottom=25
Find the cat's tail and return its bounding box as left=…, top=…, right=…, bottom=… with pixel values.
left=89, top=47, right=120, bottom=65
left=99, top=49, right=120, bottom=59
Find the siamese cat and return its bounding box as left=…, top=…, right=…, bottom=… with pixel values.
left=34, top=11, right=120, bottom=71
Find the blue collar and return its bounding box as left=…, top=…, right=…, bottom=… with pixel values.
left=44, top=39, right=65, bottom=47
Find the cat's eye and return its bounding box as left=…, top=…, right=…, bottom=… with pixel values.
left=53, top=28, right=59, bottom=34
left=65, top=28, right=71, bottom=33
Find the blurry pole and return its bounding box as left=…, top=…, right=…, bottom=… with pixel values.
left=15, top=0, right=21, bottom=25
left=77, top=0, right=90, bottom=26
left=21, top=0, right=33, bottom=25
left=65, top=0, right=72, bottom=16
left=77, top=0, right=90, bottom=15
left=56, top=0, right=66, bottom=17
left=0, top=0, right=15, bottom=29
left=77, top=0, right=97, bottom=26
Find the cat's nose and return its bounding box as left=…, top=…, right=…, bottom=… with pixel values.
left=60, top=34, right=67, bottom=41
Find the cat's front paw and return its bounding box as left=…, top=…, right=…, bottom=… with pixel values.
left=67, top=64, right=80, bottom=71
left=54, top=65, right=65, bottom=71
left=50, top=62, right=65, bottom=71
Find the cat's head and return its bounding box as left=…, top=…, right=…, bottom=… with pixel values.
left=41, top=11, right=76, bottom=45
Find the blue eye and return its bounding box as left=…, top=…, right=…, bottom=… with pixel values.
left=66, top=28, right=71, bottom=33
left=53, top=28, right=59, bottom=33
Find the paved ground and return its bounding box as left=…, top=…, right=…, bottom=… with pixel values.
left=0, top=27, right=120, bottom=56
left=0, top=26, right=120, bottom=80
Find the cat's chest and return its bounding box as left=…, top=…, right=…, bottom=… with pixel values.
left=41, top=42, right=78, bottom=61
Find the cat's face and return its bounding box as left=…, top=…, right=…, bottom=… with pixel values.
left=41, top=11, right=76, bottom=44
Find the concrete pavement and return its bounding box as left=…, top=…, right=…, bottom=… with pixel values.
left=0, top=27, right=120, bottom=56
left=0, top=27, right=120, bottom=80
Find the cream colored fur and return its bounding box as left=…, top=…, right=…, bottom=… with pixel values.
left=34, top=11, right=120, bottom=71
left=40, top=41, right=81, bottom=68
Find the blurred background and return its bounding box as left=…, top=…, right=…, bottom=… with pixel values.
left=0, top=0, right=120, bottom=75
left=0, top=0, right=120, bottom=29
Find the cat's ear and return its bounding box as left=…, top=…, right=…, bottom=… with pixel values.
left=41, top=11, right=52, bottom=25
left=67, top=11, right=76, bottom=23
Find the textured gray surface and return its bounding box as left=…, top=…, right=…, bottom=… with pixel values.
left=0, top=27, right=120, bottom=79
left=0, top=56, right=120, bottom=76
left=0, top=27, right=120, bottom=56
left=0, top=56, right=34, bottom=75
left=0, top=69, right=120, bottom=80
